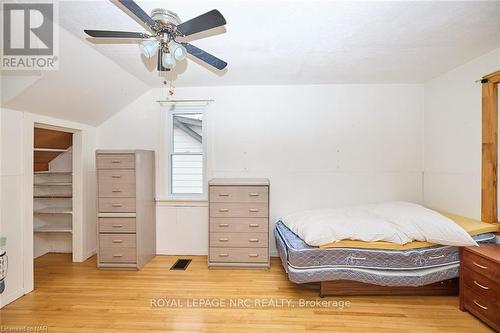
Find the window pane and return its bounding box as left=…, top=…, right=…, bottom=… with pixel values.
left=171, top=154, right=203, bottom=194
left=173, top=113, right=203, bottom=153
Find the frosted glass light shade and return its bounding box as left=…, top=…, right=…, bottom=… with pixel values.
left=162, top=52, right=176, bottom=69
left=168, top=41, right=187, bottom=61
left=140, top=40, right=159, bottom=58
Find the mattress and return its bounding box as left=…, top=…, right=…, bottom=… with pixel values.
left=275, top=221, right=496, bottom=286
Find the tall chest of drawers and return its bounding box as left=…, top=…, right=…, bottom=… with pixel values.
left=208, top=178, right=270, bottom=269
left=96, top=150, right=156, bottom=270
left=459, top=244, right=499, bottom=331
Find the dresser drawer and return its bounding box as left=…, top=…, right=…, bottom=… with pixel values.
left=210, top=186, right=268, bottom=203
left=99, top=198, right=136, bottom=212
left=463, top=250, right=499, bottom=281
left=463, top=266, right=499, bottom=300
left=98, top=170, right=135, bottom=197
left=100, top=234, right=136, bottom=248
left=463, top=286, right=499, bottom=331
left=97, top=154, right=135, bottom=169
left=210, top=218, right=268, bottom=233
left=210, top=247, right=268, bottom=263
left=100, top=247, right=136, bottom=263
left=210, top=232, right=268, bottom=248
left=210, top=203, right=268, bottom=218
left=99, top=218, right=136, bottom=233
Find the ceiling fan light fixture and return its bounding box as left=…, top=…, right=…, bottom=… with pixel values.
left=162, top=51, right=176, bottom=69
left=168, top=41, right=187, bottom=61
left=84, top=2, right=228, bottom=72
left=140, top=40, right=159, bottom=58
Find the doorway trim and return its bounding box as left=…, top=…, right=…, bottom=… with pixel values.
left=22, top=114, right=86, bottom=295
left=481, top=70, right=500, bottom=223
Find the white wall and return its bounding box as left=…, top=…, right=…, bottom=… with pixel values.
left=423, top=47, right=500, bottom=219
left=98, top=84, right=424, bottom=255
left=0, top=108, right=97, bottom=308
left=0, top=108, right=25, bottom=307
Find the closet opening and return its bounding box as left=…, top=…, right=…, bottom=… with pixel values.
left=33, top=126, right=74, bottom=285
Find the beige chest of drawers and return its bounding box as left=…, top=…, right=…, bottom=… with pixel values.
left=96, top=150, right=156, bottom=270
left=208, top=178, right=270, bottom=269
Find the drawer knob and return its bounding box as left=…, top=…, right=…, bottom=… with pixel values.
left=248, top=254, right=259, bottom=258
left=219, top=208, right=229, bottom=212
left=112, top=240, right=123, bottom=243
left=218, top=223, right=229, bottom=227
left=472, top=261, right=488, bottom=270
left=111, top=175, right=122, bottom=178
left=249, top=238, right=259, bottom=243
left=249, top=193, right=260, bottom=197
left=219, top=253, right=229, bottom=257
left=111, top=160, right=121, bottom=164
left=473, top=300, right=488, bottom=310
left=219, top=238, right=229, bottom=242
left=473, top=281, right=489, bottom=290
left=218, top=193, right=229, bottom=197
left=249, top=209, right=259, bottom=212
left=249, top=223, right=259, bottom=228
left=112, top=189, right=122, bottom=193
left=111, top=204, right=123, bottom=207
left=113, top=254, right=123, bottom=258
left=111, top=224, right=123, bottom=228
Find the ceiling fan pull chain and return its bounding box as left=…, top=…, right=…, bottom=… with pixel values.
left=168, top=81, right=175, bottom=97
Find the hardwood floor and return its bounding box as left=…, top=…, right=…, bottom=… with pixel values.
left=0, top=254, right=492, bottom=333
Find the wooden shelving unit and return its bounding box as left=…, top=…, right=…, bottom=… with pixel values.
left=34, top=207, right=72, bottom=214
left=33, top=127, right=73, bottom=258
left=34, top=225, right=72, bottom=233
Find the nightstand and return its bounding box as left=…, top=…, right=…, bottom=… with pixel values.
left=459, top=244, right=499, bottom=331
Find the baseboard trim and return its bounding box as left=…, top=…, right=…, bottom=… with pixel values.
left=85, top=248, right=96, bottom=260
left=1, top=288, right=24, bottom=308
left=155, top=250, right=280, bottom=257
left=156, top=249, right=208, bottom=256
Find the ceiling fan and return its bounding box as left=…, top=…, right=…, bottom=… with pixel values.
left=84, top=0, right=227, bottom=72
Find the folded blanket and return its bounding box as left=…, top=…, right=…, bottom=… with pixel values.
left=281, top=202, right=481, bottom=247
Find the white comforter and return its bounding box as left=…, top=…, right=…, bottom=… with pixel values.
left=281, top=202, right=478, bottom=247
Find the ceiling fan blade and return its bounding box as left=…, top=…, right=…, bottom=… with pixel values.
left=117, top=0, right=158, bottom=31
left=177, top=10, right=226, bottom=36
left=185, top=43, right=227, bottom=70
left=157, top=48, right=170, bottom=72
left=84, top=30, right=151, bottom=38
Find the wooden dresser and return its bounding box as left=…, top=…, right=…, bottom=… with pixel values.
left=459, top=244, right=499, bottom=331
left=208, top=178, right=270, bottom=269
left=96, top=150, right=156, bottom=270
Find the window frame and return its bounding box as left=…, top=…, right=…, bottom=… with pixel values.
left=165, top=105, right=208, bottom=201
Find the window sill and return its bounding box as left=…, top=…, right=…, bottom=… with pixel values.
left=156, top=199, right=208, bottom=207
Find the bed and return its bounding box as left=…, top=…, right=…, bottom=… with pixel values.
left=274, top=208, right=498, bottom=296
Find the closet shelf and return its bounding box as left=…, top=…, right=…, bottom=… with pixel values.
left=34, top=195, right=72, bottom=199
left=34, top=148, right=69, bottom=152
left=34, top=208, right=72, bottom=214
left=34, top=171, right=72, bottom=175
left=34, top=226, right=72, bottom=233
left=34, top=182, right=72, bottom=186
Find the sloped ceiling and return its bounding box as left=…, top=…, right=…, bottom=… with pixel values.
left=1, top=24, right=150, bottom=126
left=1, top=0, right=500, bottom=126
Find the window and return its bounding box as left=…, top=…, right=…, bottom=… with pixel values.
left=166, top=107, right=206, bottom=198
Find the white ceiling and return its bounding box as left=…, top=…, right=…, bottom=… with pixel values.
left=2, top=1, right=500, bottom=126
left=59, top=0, right=500, bottom=87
